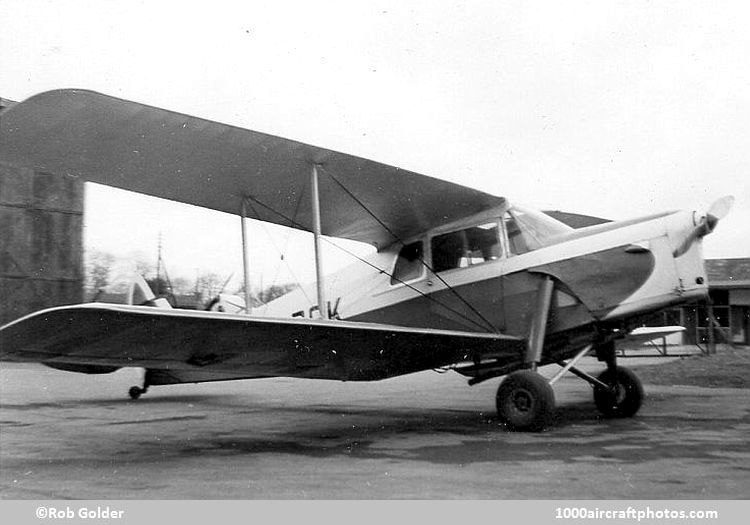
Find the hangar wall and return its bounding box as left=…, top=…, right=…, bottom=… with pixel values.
left=1, top=99, right=84, bottom=324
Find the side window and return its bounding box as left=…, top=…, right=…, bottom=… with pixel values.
left=432, top=231, right=465, bottom=273
left=431, top=222, right=500, bottom=273
left=391, top=241, right=424, bottom=285
left=466, top=223, right=502, bottom=262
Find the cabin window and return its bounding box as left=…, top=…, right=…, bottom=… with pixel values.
left=431, top=222, right=500, bottom=273
left=391, top=241, right=424, bottom=285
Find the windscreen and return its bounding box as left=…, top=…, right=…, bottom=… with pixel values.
left=504, top=205, right=573, bottom=254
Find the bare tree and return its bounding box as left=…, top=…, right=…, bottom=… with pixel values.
left=134, top=257, right=154, bottom=278
left=257, top=283, right=298, bottom=304
left=84, top=250, right=115, bottom=293
left=195, top=272, right=225, bottom=300
left=170, top=276, right=194, bottom=295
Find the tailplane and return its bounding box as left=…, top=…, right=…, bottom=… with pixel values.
left=126, top=274, right=172, bottom=308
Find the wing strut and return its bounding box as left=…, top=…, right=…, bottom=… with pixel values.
left=310, top=164, right=328, bottom=319
left=241, top=198, right=252, bottom=314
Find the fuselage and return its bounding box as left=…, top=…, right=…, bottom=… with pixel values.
left=259, top=199, right=710, bottom=361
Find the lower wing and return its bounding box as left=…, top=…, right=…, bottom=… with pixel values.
left=0, top=304, right=523, bottom=382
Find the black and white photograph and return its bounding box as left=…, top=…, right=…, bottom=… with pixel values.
left=1, top=0, right=749, bottom=511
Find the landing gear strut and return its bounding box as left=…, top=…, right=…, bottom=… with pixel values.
left=496, top=276, right=556, bottom=432
left=551, top=341, right=644, bottom=419
left=490, top=275, right=645, bottom=430
left=128, top=369, right=152, bottom=400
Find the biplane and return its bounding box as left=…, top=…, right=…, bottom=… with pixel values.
left=0, top=89, right=732, bottom=431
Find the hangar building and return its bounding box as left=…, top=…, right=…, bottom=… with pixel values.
left=0, top=97, right=84, bottom=325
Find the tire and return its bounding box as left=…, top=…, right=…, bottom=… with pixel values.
left=496, top=370, right=555, bottom=432
left=128, top=386, right=143, bottom=400
left=593, top=366, right=643, bottom=418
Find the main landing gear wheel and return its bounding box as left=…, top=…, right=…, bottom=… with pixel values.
left=593, top=366, right=643, bottom=418
left=496, top=370, right=555, bottom=432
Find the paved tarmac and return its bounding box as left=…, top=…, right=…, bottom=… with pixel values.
left=1, top=359, right=749, bottom=499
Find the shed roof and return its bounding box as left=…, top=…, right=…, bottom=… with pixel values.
left=706, top=258, right=750, bottom=288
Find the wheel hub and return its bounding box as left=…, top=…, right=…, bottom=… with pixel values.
left=511, top=389, right=533, bottom=412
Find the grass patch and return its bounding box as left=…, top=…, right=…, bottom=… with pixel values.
left=629, top=346, right=750, bottom=388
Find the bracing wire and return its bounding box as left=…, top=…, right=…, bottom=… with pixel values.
left=244, top=196, right=314, bottom=310
left=322, top=168, right=498, bottom=334
left=318, top=236, right=497, bottom=333
left=242, top=193, right=497, bottom=333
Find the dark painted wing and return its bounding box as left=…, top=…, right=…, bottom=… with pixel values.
left=0, top=89, right=503, bottom=249
left=0, top=304, right=523, bottom=381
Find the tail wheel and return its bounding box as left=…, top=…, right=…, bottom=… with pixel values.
left=496, top=370, right=555, bottom=432
left=593, top=366, right=643, bottom=418
left=128, top=386, right=144, bottom=400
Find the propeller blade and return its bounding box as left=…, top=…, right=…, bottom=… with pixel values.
left=672, top=227, right=703, bottom=258
left=707, top=195, right=734, bottom=222
left=704, top=195, right=734, bottom=234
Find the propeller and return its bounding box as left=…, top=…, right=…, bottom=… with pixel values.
left=706, top=195, right=734, bottom=229
left=672, top=196, right=734, bottom=257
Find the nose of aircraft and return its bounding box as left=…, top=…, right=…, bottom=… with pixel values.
left=672, top=196, right=734, bottom=257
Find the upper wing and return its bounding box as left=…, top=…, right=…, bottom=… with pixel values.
left=0, top=89, right=503, bottom=249
left=0, top=304, right=523, bottom=381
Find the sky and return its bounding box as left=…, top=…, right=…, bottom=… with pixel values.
left=2, top=0, right=749, bottom=292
